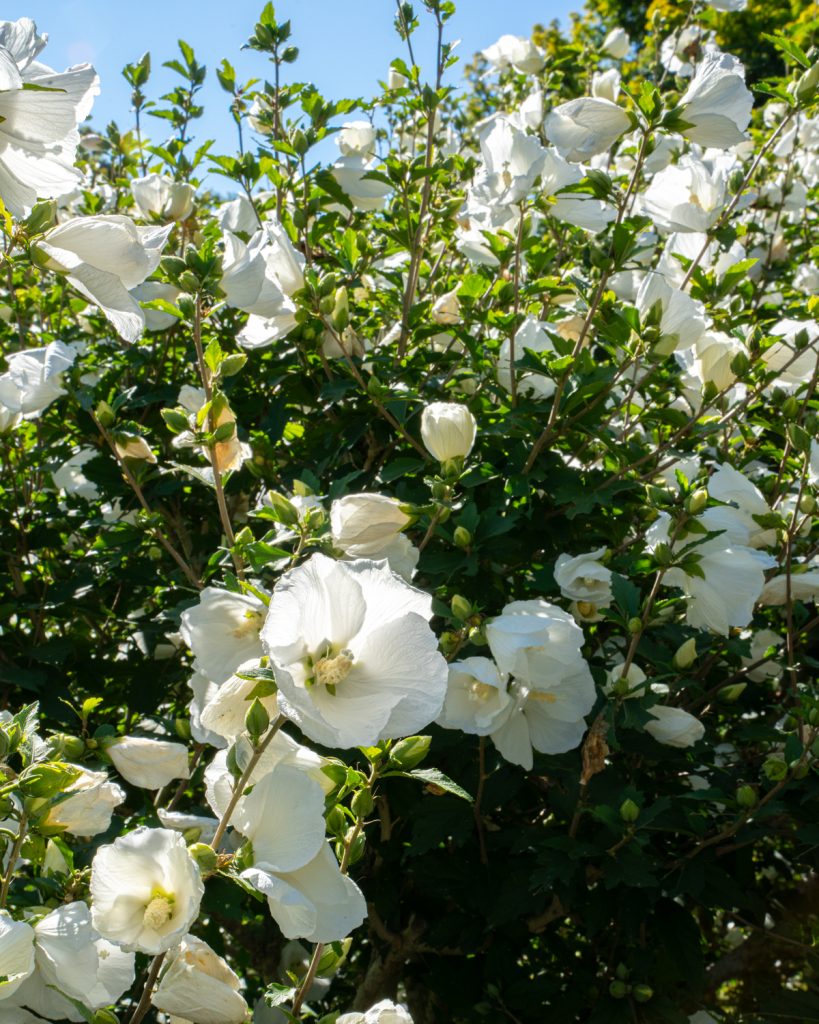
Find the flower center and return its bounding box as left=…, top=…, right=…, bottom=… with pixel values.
left=469, top=680, right=495, bottom=702
left=528, top=690, right=558, bottom=704
left=142, top=893, right=175, bottom=931
left=313, top=649, right=354, bottom=689
left=231, top=610, right=263, bottom=640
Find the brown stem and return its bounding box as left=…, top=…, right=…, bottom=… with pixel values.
left=93, top=414, right=202, bottom=590
left=192, top=296, right=244, bottom=580
left=127, top=952, right=166, bottom=1024
left=0, top=812, right=27, bottom=909
left=211, top=714, right=286, bottom=850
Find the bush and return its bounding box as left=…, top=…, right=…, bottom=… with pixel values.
left=1, top=3, right=818, bottom=1023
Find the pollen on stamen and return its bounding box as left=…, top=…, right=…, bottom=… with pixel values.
left=142, top=894, right=175, bottom=931
left=314, top=649, right=354, bottom=688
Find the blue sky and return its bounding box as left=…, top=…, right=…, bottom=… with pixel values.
left=9, top=1, right=576, bottom=169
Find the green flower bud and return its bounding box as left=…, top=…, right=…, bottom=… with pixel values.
left=627, top=617, right=643, bottom=635
left=95, top=400, right=116, bottom=428
left=450, top=595, right=472, bottom=621
left=188, top=842, right=218, bottom=873
left=48, top=733, right=85, bottom=761
left=790, top=759, right=809, bottom=780
left=718, top=683, right=746, bottom=703
left=92, top=1010, right=120, bottom=1024
left=175, top=717, right=192, bottom=741
left=389, top=735, right=432, bottom=770
left=632, top=984, right=653, bottom=1003
left=609, top=980, right=630, bottom=999
left=762, top=757, right=788, bottom=782
left=673, top=637, right=697, bottom=670
left=245, top=698, right=270, bottom=743
left=736, top=785, right=757, bottom=809
left=619, top=798, right=640, bottom=823
left=453, top=526, right=472, bottom=549
left=351, top=788, right=374, bottom=819
left=685, top=488, right=708, bottom=515
left=266, top=491, right=300, bottom=526
left=326, top=805, right=346, bottom=836
left=800, top=493, right=816, bottom=515
left=795, top=61, right=819, bottom=103
left=331, top=286, right=350, bottom=332
left=343, top=827, right=366, bottom=866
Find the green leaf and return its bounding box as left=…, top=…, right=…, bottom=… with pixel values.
left=406, top=768, right=473, bottom=802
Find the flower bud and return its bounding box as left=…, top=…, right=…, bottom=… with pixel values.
left=331, top=286, right=350, bottom=331
left=175, top=717, right=192, bottom=741
left=632, top=984, right=653, bottom=1003
left=736, top=784, right=757, bottom=809
left=609, top=980, right=630, bottom=999
left=685, top=488, right=708, bottom=515
left=619, top=798, right=640, bottom=823
left=790, top=759, right=810, bottom=780
left=673, top=637, right=697, bottom=670
left=326, top=805, right=346, bottom=835
left=188, top=842, right=218, bottom=873
left=351, top=788, right=374, bottom=818
left=627, top=617, right=643, bottom=634
left=389, top=735, right=432, bottom=770
left=451, top=595, right=472, bottom=621
left=114, top=433, right=156, bottom=463
left=420, top=402, right=477, bottom=462
left=763, top=757, right=788, bottom=782
left=92, top=1010, right=120, bottom=1024
left=245, top=697, right=270, bottom=742
left=800, top=493, right=816, bottom=515
left=718, top=683, right=746, bottom=703
left=96, top=400, right=116, bottom=428
left=795, top=61, right=819, bottom=103
left=343, top=826, right=366, bottom=866
left=453, top=526, right=472, bottom=549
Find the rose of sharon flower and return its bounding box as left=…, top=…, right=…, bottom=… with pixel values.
left=262, top=553, right=448, bottom=748
left=436, top=657, right=514, bottom=735
left=648, top=509, right=774, bottom=635
left=601, top=27, right=630, bottom=59
left=3, top=340, right=76, bottom=418
left=482, top=34, right=544, bottom=74
left=0, top=18, right=98, bottom=217
left=199, top=658, right=279, bottom=742
left=104, top=735, right=190, bottom=791
left=242, top=841, right=367, bottom=944
left=35, top=216, right=173, bottom=343
left=676, top=52, right=752, bottom=149
left=545, top=97, right=632, bottom=162
left=331, top=493, right=412, bottom=555
left=131, top=173, right=195, bottom=221
left=644, top=706, right=705, bottom=748
left=180, top=586, right=266, bottom=686
left=43, top=766, right=124, bottom=836
left=338, top=999, right=415, bottom=1024
left=554, top=547, right=613, bottom=610
left=90, top=827, right=204, bottom=954
left=420, top=402, right=477, bottom=462
left=204, top=729, right=334, bottom=824
left=233, top=766, right=327, bottom=870
left=485, top=600, right=596, bottom=770
left=152, top=935, right=248, bottom=1024
left=0, top=913, right=35, bottom=1002
left=11, top=902, right=134, bottom=1021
